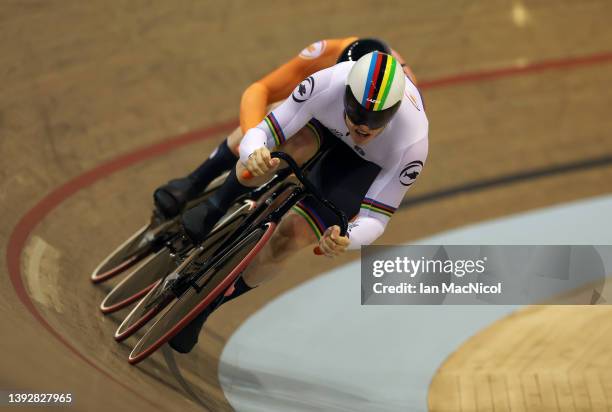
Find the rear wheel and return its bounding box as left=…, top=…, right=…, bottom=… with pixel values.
left=128, top=222, right=276, bottom=364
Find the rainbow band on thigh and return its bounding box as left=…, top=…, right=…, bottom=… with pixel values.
left=305, top=120, right=322, bottom=150
left=264, top=112, right=286, bottom=147
left=291, top=202, right=325, bottom=240
left=360, top=197, right=396, bottom=218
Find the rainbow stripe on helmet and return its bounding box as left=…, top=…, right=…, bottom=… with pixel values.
left=362, top=51, right=399, bottom=112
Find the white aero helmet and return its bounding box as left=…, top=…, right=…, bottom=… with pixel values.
left=344, top=51, right=405, bottom=129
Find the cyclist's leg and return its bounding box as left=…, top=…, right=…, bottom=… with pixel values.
left=154, top=127, right=242, bottom=219
left=182, top=122, right=322, bottom=243
left=242, top=211, right=317, bottom=286
left=188, top=126, right=242, bottom=188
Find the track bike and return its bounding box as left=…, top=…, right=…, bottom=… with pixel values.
left=119, top=151, right=348, bottom=365
left=97, top=163, right=300, bottom=315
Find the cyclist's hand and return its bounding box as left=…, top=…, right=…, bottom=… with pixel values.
left=245, top=147, right=280, bottom=177
left=319, top=225, right=350, bottom=257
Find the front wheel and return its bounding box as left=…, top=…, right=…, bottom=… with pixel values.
left=128, top=222, right=276, bottom=364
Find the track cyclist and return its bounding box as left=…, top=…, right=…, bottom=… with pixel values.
left=159, top=39, right=428, bottom=353
left=153, top=37, right=416, bottom=220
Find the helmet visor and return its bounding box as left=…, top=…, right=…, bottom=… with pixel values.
left=344, top=86, right=400, bottom=130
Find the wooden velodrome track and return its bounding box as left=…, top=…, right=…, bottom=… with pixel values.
left=2, top=1, right=612, bottom=411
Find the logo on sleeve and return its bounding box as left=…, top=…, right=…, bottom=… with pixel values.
left=399, top=160, right=423, bottom=186
left=299, top=40, right=327, bottom=60
left=292, top=76, right=315, bottom=103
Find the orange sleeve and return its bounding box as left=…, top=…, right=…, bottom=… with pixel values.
left=239, top=37, right=357, bottom=133
left=239, top=82, right=270, bottom=133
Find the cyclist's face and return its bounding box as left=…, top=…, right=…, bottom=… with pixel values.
left=344, top=114, right=385, bottom=145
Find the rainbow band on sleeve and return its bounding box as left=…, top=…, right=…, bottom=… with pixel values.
left=360, top=197, right=396, bottom=218
left=264, top=113, right=286, bottom=147
left=362, top=51, right=398, bottom=111
left=292, top=202, right=326, bottom=239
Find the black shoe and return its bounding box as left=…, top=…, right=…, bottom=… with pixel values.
left=181, top=200, right=225, bottom=244
left=153, top=177, right=195, bottom=219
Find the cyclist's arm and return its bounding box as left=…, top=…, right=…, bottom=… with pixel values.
left=239, top=66, right=336, bottom=164
left=239, top=60, right=312, bottom=133
left=239, top=39, right=348, bottom=133
left=346, top=137, right=429, bottom=249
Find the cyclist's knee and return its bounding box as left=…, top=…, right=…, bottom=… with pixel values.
left=266, top=231, right=291, bottom=263
left=266, top=212, right=317, bottom=261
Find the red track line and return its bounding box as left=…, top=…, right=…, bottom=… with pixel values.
left=5, top=51, right=612, bottom=406
left=419, top=51, right=612, bottom=89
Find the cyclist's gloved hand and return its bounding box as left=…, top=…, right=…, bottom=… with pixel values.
left=319, top=225, right=350, bottom=257
left=245, top=147, right=280, bottom=177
